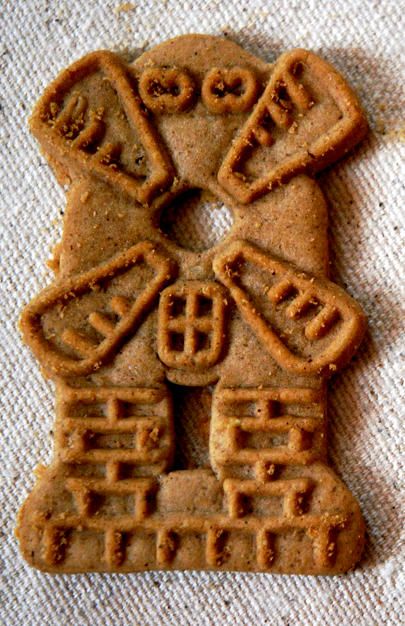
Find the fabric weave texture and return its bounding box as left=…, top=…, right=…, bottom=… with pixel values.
left=0, top=1, right=404, bottom=624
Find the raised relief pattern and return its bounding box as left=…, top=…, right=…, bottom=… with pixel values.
left=214, top=240, right=366, bottom=376
left=57, top=386, right=173, bottom=475
left=20, top=242, right=176, bottom=376
left=18, top=39, right=367, bottom=575
left=201, top=67, right=260, bottom=114
left=25, top=383, right=348, bottom=573
left=211, top=386, right=326, bottom=478
left=218, top=49, right=367, bottom=202
left=138, top=67, right=196, bottom=114
left=31, top=51, right=174, bottom=204
left=157, top=281, right=227, bottom=370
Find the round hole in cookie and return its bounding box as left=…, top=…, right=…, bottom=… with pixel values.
left=159, top=188, right=234, bottom=252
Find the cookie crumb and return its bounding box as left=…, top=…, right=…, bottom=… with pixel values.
left=114, top=2, right=135, bottom=14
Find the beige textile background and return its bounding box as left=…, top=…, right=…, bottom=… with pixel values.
left=1, top=0, right=404, bottom=624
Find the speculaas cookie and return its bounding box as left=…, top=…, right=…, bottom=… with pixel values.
left=17, top=35, right=368, bottom=574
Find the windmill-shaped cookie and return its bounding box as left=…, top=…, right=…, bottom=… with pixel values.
left=18, top=35, right=367, bottom=574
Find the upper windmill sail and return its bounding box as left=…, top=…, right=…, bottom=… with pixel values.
left=213, top=240, right=366, bottom=376
left=29, top=51, right=175, bottom=205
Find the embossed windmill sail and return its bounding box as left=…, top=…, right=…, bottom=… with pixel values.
left=218, top=49, right=367, bottom=203
left=30, top=51, right=175, bottom=204
left=18, top=37, right=369, bottom=575
left=20, top=243, right=176, bottom=376
left=213, top=240, right=366, bottom=376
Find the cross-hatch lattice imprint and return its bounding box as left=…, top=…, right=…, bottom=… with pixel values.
left=157, top=281, right=227, bottom=369
left=211, top=386, right=327, bottom=477
left=29, top=385, right=347, bottom=572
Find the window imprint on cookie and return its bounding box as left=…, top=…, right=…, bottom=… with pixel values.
left=138, top=68, right=196, bottom=113
left=157, top=281, right=227, bottom=369
left=202, top=67, right=260, bottom=114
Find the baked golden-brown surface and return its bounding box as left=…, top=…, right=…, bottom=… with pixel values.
left=17, top=34, right=367, bottom=574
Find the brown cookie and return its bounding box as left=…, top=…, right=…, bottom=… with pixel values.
left=17, top=34, right=368, bottom=574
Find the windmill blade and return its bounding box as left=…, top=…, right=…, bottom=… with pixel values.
left=218, top=49, right=367, bottom=203
left=30, top=51, right=175, bottom=204
left=20, top=242, right=176, bottom=377
left=213, top=241, right=366, bottom=376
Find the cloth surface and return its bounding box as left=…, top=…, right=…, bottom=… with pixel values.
left=1, top=0, right=404, bottom=624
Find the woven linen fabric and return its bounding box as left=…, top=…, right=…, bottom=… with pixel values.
left=1, top=0, right=404, bottom=624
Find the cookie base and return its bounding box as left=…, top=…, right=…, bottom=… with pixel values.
left=17, top=464, right=364, bottom=574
